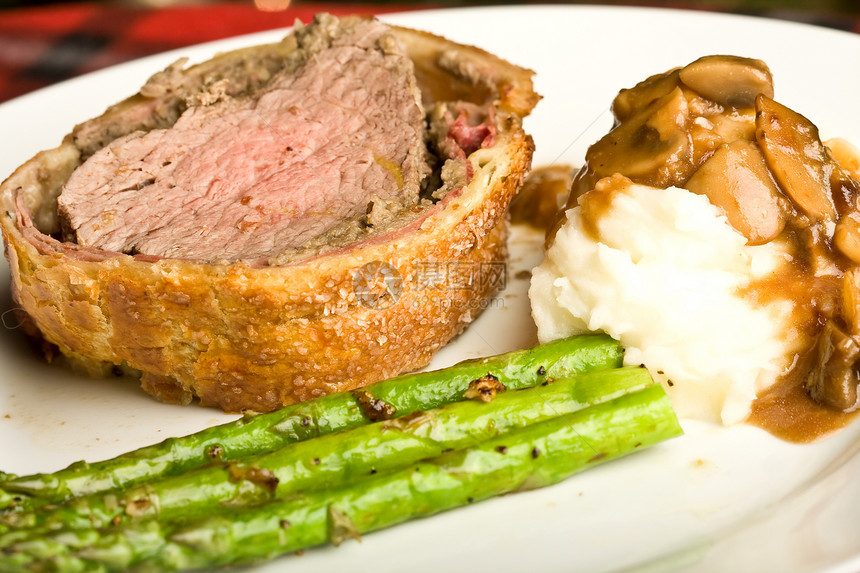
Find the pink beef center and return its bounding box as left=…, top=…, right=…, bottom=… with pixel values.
left=58, top=24, right=425, bottom=262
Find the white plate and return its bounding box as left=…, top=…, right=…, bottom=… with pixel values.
left=2, top=5, right=860, bottom=573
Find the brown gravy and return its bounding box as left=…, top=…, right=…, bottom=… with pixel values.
left=742, top=225, right=860, bottom=442
left=509, top=165, right=574, bottom=232
left=748, top=366, right=860, bottom=443
left=543, top=56, right=860, bottom=444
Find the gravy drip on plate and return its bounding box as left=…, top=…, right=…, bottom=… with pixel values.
left=554, top=55, right=860, bottom=441
left=509, top=164, right=573, bottom=231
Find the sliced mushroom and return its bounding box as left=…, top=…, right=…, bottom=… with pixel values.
left=826, top=137, right=860, bottom=179
left=755, top=94, right=837, bottom=222
left=612, top=69, right=681, bottom=122
left=835, top=212, right=860, bottom=264
left=842, top=268, right=860, bottom=335
left=679, top=55, right=774, bottom=108
left=827, top=148, right=860, bottom=218
left=581, top=87, right=694, bottom=191
left=684, top=140, right=786, bottom=245
left=805, top=321, right=860, bottom=412
left=709, top=108, right=757, bottom=143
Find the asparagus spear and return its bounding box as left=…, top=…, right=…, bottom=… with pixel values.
left=1, top=385, right=680, bottom=572
left=0, top=367, right=652, bottom=539
left=0, top=334, right=621, bottom=512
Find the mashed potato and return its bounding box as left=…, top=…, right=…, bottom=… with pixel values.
left=529, top=175, right=795, bottom=425
left=529, top=55, right=860, bottom=435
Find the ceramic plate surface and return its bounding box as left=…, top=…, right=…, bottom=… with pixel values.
left=2, top=6, right=860, bottom=573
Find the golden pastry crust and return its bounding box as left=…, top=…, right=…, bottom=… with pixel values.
left=0, top=19, right=538, bottom=413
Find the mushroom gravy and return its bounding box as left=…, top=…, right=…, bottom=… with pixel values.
left=546, top=55, right=860, bottom=441
left=509, top=164, right=573, bottom=230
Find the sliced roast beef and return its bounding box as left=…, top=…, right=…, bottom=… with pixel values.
left=57, top=15, right=429, bottom=263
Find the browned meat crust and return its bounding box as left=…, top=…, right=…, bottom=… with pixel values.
left=0, top=16, right=538, bottom=413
